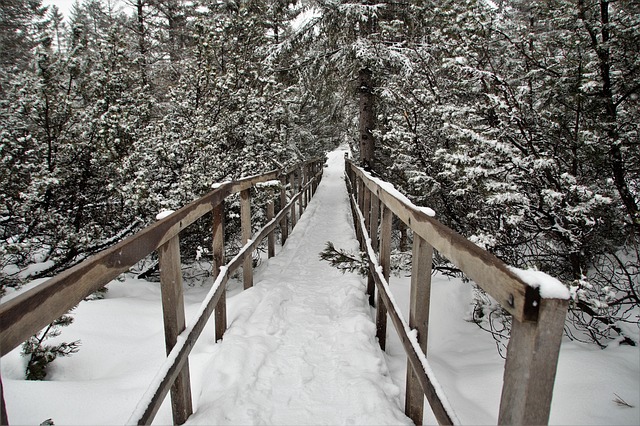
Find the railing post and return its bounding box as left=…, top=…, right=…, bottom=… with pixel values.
left=212, top=201, right=226, bottom=342
left=298, top=166, right=304, bottom=218
left=280, top=174, right=289, bottom=244
left=357, top=178, right=364, bottom=217
left=158, top=235, right=193, bottom=425
left=354, top=178, right=365, bottom=249
left=302, top=165, right=308, bottom=209
left=240, top=188, right=253, bottom=289
left=377, top=205, right=392, bottom=350
left=267, top=200, right=275, bottom=258
left=498, top=298, right=568, bottom=425
left=312, top=161, right=319, bottom=194
left=405, top=235, right=434, bottom=425
left=307, top=163, right=313, bottom=199
left=367, top=192, right=380, bottom=307
left=289, top=172, right=297, bottom=228
left=1, top=375, right=8, bottom=426
left=363, top=186, right=371, bottom=233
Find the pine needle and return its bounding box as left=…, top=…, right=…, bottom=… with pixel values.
left=613, top=393, right=634, bottom=408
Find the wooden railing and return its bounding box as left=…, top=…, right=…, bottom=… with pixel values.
left=0, top=158, right=324, bottom=426
left=345, top=158, right=569, bottom=425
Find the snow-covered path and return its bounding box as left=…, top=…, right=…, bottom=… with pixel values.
left=185, top=149, right=411, bottom=425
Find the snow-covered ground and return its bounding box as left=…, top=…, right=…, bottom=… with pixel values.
left=2, top=148, right=639, bottom=425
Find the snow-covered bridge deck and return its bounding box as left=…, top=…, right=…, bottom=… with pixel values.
left=183, top=149, right=410, bottom=424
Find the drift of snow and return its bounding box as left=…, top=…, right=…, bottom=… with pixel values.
left=155, top=209, right=174, bottom=220
left=509, top=266, right=570, bottom=299
left=360, top=168, right=436, bottom=217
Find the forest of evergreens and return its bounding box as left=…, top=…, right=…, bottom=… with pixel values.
left=1, top=0, right=638, bottom=348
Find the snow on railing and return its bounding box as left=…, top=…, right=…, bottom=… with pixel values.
left=345, top=159, right=569, bottom=426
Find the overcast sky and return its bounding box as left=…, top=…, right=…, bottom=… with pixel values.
left=44, top=0, right=128, bottom=18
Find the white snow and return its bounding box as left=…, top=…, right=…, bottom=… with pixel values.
left=508, top=266, right=571, bottom=299
left=254, top=180, right=281, bottom=188
left=360, top=168, right=436, bottom=217
left=155, top=209, right=175, bottom=220
left=211, top=181, right=231, bottom=189
left=1, top=148, right=638, bottom=425
left=183, top=148, right=410, bottom=425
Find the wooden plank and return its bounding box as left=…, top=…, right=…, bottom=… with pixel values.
left=0, top=169, right=284, bottom=356
left=267, top=201, right=275, bottom=258
left=226, top=178, right=315, bottom=275
left=1, top=375, right=7, bottom=426
left=289, top=173, right=297, bottom=228
left=134, top=276, right=228, bottom=425
left=405, top=235, right=434, bottom=425
left=363, top=186, right=372, bottom=232
left=302, top=166, right=308, bottom=208
left=158, top=236, right=193, bottom=425
left=376, top=204, right=392, bottom=350
left=367, top=193, right=380, bottom=307
left=280, top=174, right=288, bottom=244
left=498, top=298, right=568, bottom=425
left=350, top=193, right=456, bottom=425
left=212, top=202, right=226, bottom=342
left=357, top=178, right=364, bottom=217
left=347, top=161, right=539, bottom=323
left=362, top=185, right=372, bottom=308
left=369, top=193, right=380, bottom=251
left=298, top=167, right=304, bottom=218
left=344, top=173, right=361, bottom=246
left=1, top=163, right=318, bottom=426
left=240, top=188, right=252, bottom=290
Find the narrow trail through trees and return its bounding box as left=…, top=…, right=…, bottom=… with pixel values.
left=184, top=149, right=411, bottom=425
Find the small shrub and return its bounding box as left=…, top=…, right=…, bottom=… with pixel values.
left=22, top=314, right=80, bottom=380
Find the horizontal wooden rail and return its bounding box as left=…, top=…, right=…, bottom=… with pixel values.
left=347, top=163, right=540, bottom=323
left=345, top=159, right=568, bottom=425
left=0, top=158, right=323, bottom=426
left=0, top=171, right=274, bottom=356
left=348, top=190, right=458, bottom=425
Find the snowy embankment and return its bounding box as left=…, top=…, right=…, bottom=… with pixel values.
left=2, top=148, right=639, bottom=425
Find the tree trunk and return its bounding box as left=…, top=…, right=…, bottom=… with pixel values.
left=579, top=0, right=640, bottom=230
left=358, top=67, right=375, bottom=170
left=136, top=0, right=148, bottom=86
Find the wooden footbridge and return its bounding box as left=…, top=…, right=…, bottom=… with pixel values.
left=0, top=152, right=568, bottom=425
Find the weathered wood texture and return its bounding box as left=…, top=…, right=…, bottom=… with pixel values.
left=347, top=161, right=540, bottom=323
left=267, top=201, right=276, bottom=258
left=498, top=298, right=568, bottom=425
left=289, top=173, right=297, bottom=228
left=405, top=236, right=434, bottom=425
left=240, top=188, right=253, bottom=290
left=345, top=160, right=568, bottom=426
left=279, top=175, right=289, bottom=244
left=158, top=236, right=193, bottom=425
left=133, top=166, right=322, bottom=424
left=376, top=204, right=392, bottom=351
left=0, top=169, right=285, bottom=356
left=212, top=202, right=226, bottom=342
left=348, top=190, right=455, bottom=425
left=1, top=376, right=7, bottom=426
left=367, top=192, right=380, bottom=307
left=298, top=167, right=304, bottom=218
